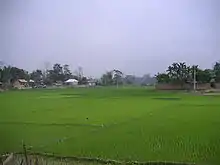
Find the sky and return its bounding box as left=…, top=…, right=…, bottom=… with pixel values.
left=0, top=0, right=219, bottom=77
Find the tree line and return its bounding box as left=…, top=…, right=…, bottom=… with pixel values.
left=0, top=63, right=88, bottom=87
left=0, top=62, right=157, bottom=88
left=0, top=63, right=128, bottom=87
left=156, top=61, right=220, bottom=87
left=4, top=61, right=218, bottom=88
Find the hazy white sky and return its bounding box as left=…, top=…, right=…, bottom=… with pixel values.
left=0, top=0, right=219, bottom=77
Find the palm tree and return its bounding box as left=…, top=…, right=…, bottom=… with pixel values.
left=166, top=62, right=190, bottom=86
left=2, top=66, right=12, bottom=84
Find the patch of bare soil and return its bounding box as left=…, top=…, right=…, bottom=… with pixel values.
left=203, top=93, right=220, bottom=96
left=202, top=89, right=220, bottom=96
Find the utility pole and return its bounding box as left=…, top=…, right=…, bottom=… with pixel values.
left=193, top=66, right=197, bottom=91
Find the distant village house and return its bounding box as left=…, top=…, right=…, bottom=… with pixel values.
left=65, top=79, right=78, bottom=86
left=13, top=79, right=36, bottom=89
left=13, top=79, right=29, bottom=89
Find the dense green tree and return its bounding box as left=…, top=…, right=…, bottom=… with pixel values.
left=30, top=69, right=43, bottom=84
left=213, top=62, right=220, bottom=82
left=63, top=64, right=72, bottom=80
left=112, top=69, right=123, bottom=87
left=46, top=63, right=65, bottom=83
left=53, top=63, right=64, bottom=82
left=43, top=63, right=74, bottom=84
left=196, top=69, right=212, bottom=83
left=156, top=73, right=170, bottom=83
left=0, top=66, right=29, bottom=88
left=0, top=66, right=12, bottom=83
left=101, top=71, right=113, bottom=86
left=166, top=62, right=191, bottom=85
left=156, top=62, right=213, bottom=85
left=79, top=76, right=88, bottom=85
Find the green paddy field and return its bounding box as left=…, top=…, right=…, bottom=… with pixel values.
left=0, top=87, right=220, bottom=165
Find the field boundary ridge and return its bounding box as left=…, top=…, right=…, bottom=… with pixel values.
left=1, top=152, right=196, bottom=165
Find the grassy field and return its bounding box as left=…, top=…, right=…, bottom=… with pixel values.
left=0, top=87, right=220, bottom=165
